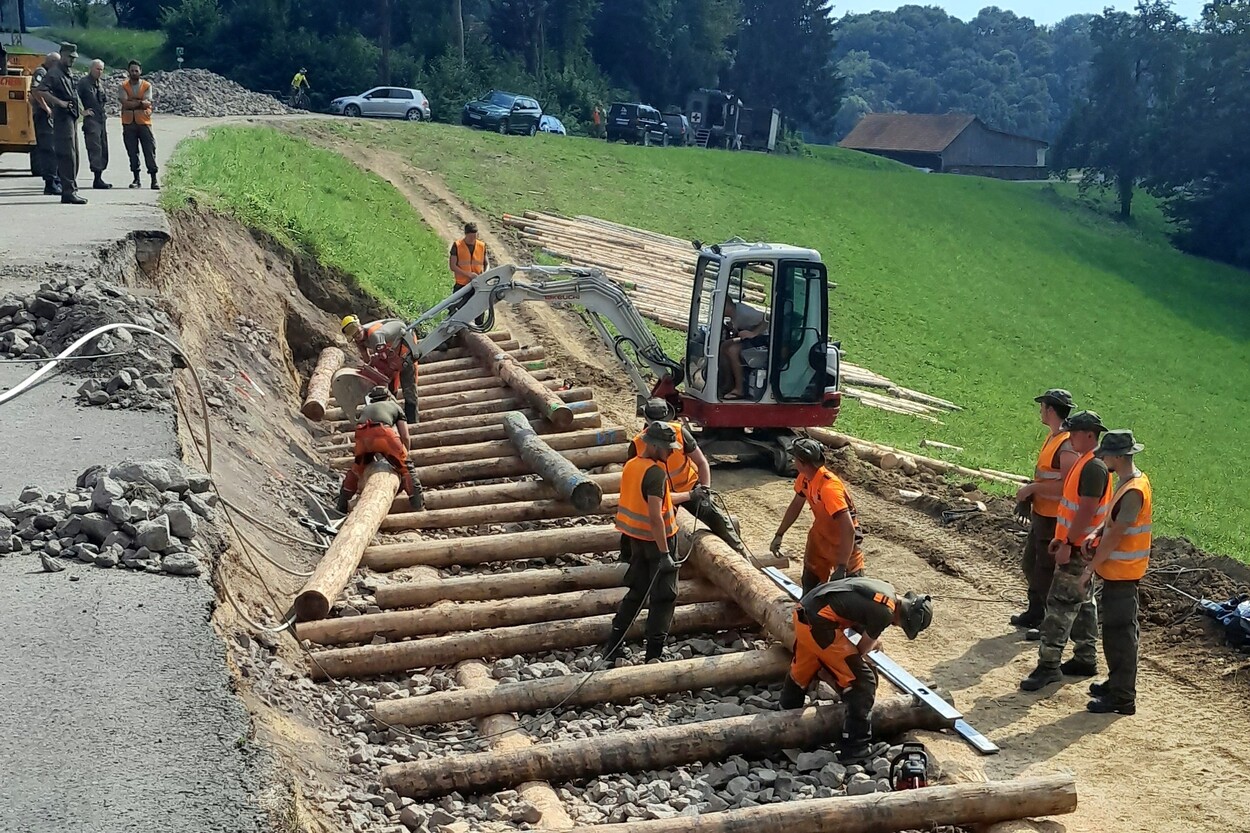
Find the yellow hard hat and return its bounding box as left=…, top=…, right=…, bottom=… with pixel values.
left=340, top=314, right=361, bottom=336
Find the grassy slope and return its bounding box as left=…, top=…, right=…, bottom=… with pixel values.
left=320, top=120, right=1250, bottom=556
left=38, top=27, right=168, bottom=70
left=162, top=126, right=448, bottom=317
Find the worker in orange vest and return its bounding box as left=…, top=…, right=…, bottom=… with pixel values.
left=336, top=386, right=424, bottom=512
left=340, top=315, right=419, bottom=425
left=602, top=421, right=688, bottom=664
left=780, top=576, right=932, bottom=763
left=1010, top=388, right=1080, bottom=639
left=118, top=60, right=158, bottom=190
left=771, top=438, right=866, bottom=593
left=1020, top=410, right=1112, bottom=692
left=448, top=222, right=490, bottom=325
left=1080, top=429, right=1150, bottom=715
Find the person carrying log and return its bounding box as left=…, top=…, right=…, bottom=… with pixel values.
left=1020, top=410, right=1111, bottom=692
left=771, top=438, right=866, bottom=593
left=340, top=314, right=419, bottom=425
left=1010, top=388, right=1080, bottom=641
left=630, top=398, right=748, bottom=556
left=336, top=386, right=424, bottom=513
left=780, top=576, right=932, bottom=764
left=1079, top=429, right=1150, bottom=716
left=601, top=421, right=690, bottom=664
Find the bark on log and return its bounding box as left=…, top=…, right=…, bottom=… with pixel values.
left=404, top=442, right=629, bottom=489
left=380, top=696, right=953, bottom=798
left=388, top=471, right=622, bottom=514
left=297, top=580, right=727, bottom=646
left=295, top=461, right=399, bottom=622
left=334, top=425, right=625, bottom=472
left=463, top=330, right=573, bottom=429
left=382, top=494, right=619, bottom=532
left=414, top=346, right=545, bottom=379
left=320, top=406, right=600, bottom=454
left=806, top=428, right=1027, bottom=486
left=364, top=524, right=622, bottom=571
left=502, top=411, right=603, bottom=512
left=680, top=514, right=796, bottom=648
left=456, top=661, right=574, bottom=830
left=562, top=775, right=1078, bottom=833
left=419, top=368, right=556, bottom=398
left=377, top=645, right=791, bottom=727
left=413, top=387, right=595, bottom=427
left=307, top=602, right=750, bottom=680
left=301, top=347, right=345, bottom=421
left=325, top=377, right=567, bottom=424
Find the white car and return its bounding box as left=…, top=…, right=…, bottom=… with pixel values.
left=330, top=87, right=431, bottom=121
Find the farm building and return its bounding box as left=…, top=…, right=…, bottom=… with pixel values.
left=839, top=113, right=1049, bottom=180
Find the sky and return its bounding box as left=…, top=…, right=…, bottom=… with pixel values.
left=830, top=0, right=1208, bottom=25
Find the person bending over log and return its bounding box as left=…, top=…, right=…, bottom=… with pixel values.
left=337, top=386, right=424, bottom=513
left=771, top=438, right=866, bottom=593
left=340, top=314, right=419, bottom=424
left=630, top=398, right=748, bottom=556
left=601, top=421, right=690, bottom=663
left=780, top=577, right=933, bottom=764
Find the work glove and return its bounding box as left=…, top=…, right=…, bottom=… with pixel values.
left=657, top=546, right=679, bottom=574
left=770, top=534, right=784, bottom=555
left=830, top=566, right=847, bottom=582
left=690, top=484, right=710, bottom=501
left=1014, top=499, right=1032, bottom=525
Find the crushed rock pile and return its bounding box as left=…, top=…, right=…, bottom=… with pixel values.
left=0, top=460, right=218, bottom=577
left=102, top=68, right=292, bottom=118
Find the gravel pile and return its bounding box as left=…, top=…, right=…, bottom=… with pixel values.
left=102, top=68, right=292, bottom=118
left=1, top=460, right=216, bottom=577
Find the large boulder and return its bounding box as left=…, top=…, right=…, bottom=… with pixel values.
left=134, top=515, right=172, bottom=551
left=110, top=460, right=189, bottom=494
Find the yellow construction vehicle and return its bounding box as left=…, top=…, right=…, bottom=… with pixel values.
left=1, top=51, right=43, bottom=175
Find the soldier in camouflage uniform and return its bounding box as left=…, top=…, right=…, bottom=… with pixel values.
left=33, top=42, right=86, bottom=204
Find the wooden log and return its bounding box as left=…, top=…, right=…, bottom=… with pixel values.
left=308, top=602, right=751, bottom=680
left=920, top=439, right=964, bottom=452
left=413, top=387, right=595, bottom=428
left=502, top=411, right=603, bottom=512
left=321, top=406, right=600, bottom=454
left=325, top=378, right=567, bottom=424
left=334, top=425, right=625, bottom=472
left=680, top=514, right=796, bottom=648
left=388, top=471, right=622, bottom=514
left=807, top=428, right=1026, bottom=486
left=364, top=524, right=622, bottom=571
left=418, top=360, right=548, bottom=389
left=379, top=695, right=953, bottom=798
left=416, top=346, right=545, bottom=379
left=404, top=442, right=629, bottom=489
left=301, top=347, right=345, bottom=421
left=562, top=775, right=1078, bottom=833
left=298, top=579, right=727, bottom=646
left=376, top=556, right=790, bottom=608
left=377, top=645, right=792, bottom=727
left=294, top=461, right=399, bottom=622
left=419, top=367, right=557, bottom=398
left=464, top=330, right=573, bottom=429
left=383, top=494, right=619, bottom=531
left=456, top=661, right=574, bottom=830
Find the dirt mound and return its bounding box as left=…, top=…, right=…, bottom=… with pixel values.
left=103, top=69, right=291, bottom=118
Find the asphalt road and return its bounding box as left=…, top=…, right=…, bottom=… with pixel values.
left=0, top=116, right=270, bottom=833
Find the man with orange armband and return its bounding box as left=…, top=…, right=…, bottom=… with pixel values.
left=336, top=386, right=424, bottom=513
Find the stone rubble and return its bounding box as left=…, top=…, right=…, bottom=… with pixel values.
left=1, top=460, right=218, bottom=578
left=101, top=69, right=293, bottom=118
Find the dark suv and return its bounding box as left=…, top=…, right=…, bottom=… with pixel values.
left=662, top=113, right=693, bottom=146
left=605, top=102, right=667, bottom=145
left=462, top=90, right=543, bottom=136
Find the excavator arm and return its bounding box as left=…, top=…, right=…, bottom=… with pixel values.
left=406, top=264, right=682, bottom=400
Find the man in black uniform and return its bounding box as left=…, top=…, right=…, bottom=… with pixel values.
left=780, top=576, right=933, bottom=763
left=77, top=58, right=111, bottom=189
left=33, top=42, right=85, bottom=205
left=31, top=52, right=60, bottom=195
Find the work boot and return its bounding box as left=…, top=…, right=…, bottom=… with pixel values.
left=598, top=627, right=627, bottom=662
left=334, top=488, right=352, bottom=514
left=1025, top=628, right=1041, bottom=641
left=1088, top=681, right=1108, bottom=698
left=61, top=193, right=87, bottom=205
left=1010, top=610, right=1042, bottom=629
left=1086, top=697, right=1135, bottom=715
left=407, top=485, right=425, bottom=512
left=43, top=177, right=62, bottom=196
left=778, top=677, right=807, bottom=710
left=644, top=638, right=666, bottom=664
left=92, top=173, right=112, bottom=189
left=1019, top=665, right=1063, bottom=691
left=128, top=174, right=141, bottom=189
left=150, top=173, right=160, bottom=191
left=1060, top=658, right=1097, bottom=678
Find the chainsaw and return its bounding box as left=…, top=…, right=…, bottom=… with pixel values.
left=890, top=741, right=929, bottom=790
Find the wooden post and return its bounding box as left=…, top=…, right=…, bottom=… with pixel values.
left=806, top=428, right=1027, bottom=485
left=387, top=471, right=622, bottom=514
left=376, top=646, right=791, bottom=727
left=419, top=367, right=556, bottom=398
left=502, top=411, right=604, bottom=512
left=463, top=330, right=573, bottom=428
left=364, top=524, right=622, bottom=571
left=561, top=775, right=1078, bottom=833
left=301, top=347, right=344, bottom=421
left=403, top=443, right=628, bottom=489
left=381, top=494, right=619, bottom=532
left=307, top=602, right=750, bottom=679
left=294, top=461, right=398, bottom=621
left=324, top=377, right=568, bottom=424
left=334, top=426, right=627, bottom=471
left=319, top=406, right=600, bottom=454
left=379, top=695, right=953, bottom=798
left=413, top=345, right=544, bottom=379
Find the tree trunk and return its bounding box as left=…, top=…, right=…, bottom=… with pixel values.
left=301, top=347, right=344, bottom=421
left=463, top=330, right=574, bottom=428
left=19, top=0, right=29, bottom=32
left=387, top=470, right=621, bottom=514
left=379, top=696, right=955, bottom=798
left=383, top=494, right=618, bottom=531
left=402, top=442, right=627, bottom=489
left=364, top=524, right=622, bottom=571
left=454, top=0, right=465, bottom=66
left=502, top=411, right=604, bottom=511
left=379, top=0, right=392, bottom=84
left=1117, top=167, right=1134, bottom=220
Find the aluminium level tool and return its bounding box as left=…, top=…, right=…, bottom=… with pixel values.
left=760, top=565, right=999, bottom=755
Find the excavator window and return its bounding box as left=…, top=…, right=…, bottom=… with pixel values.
left=770, top=261, right=827, bottom=402
left=685, top=256, right=720, bottom=393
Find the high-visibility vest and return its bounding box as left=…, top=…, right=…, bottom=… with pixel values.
left=1032, top=430, right=1071, bottom=518
left=1095, top=472, right=1152, bottom=581
left=1055, top=451, right=1113, bottom=545
left=120, top=79, right=152, bottom=126
left=615, top=456, right=677, bottom=542
left=363, top=321, right=413, bottom=389
left=631, top=422, right=698, bottom=491
left=453, top=238, right=487, bottom=286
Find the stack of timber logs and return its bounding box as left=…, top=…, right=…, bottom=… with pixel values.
left=806, top=427, right=1030, bottom=486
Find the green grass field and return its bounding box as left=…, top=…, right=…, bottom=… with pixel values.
left=37, top=27, right=168, bottom=70
left=162, top=127, right=448, bottom=317
left=305, top=119, right=1250, bottom=557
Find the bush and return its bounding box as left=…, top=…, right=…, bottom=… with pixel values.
left=160, top=0, right=222, bottom=67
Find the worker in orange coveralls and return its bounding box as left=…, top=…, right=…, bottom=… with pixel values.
left=336, top=386, right=424, bottom=513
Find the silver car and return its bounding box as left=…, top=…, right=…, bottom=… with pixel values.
left=330, top=87, right=431, bottom=121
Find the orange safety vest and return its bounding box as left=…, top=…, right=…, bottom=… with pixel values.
left=615, top=456, right=677, bottom=542
left=800, top=467, right=865, bottom=578
left=453, top=238, right=487, bottom=286
left=362, top=321, right=414, bottom=390
left=631, top=421, right=698, bottom=492
left=1055, top=451, right=1113, bottom=545
left=1095, top=472, right=1152, bottom=581
left=120, top=79, right=152, bottom=125
left=1032, top=430, right=1071, bottom=518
